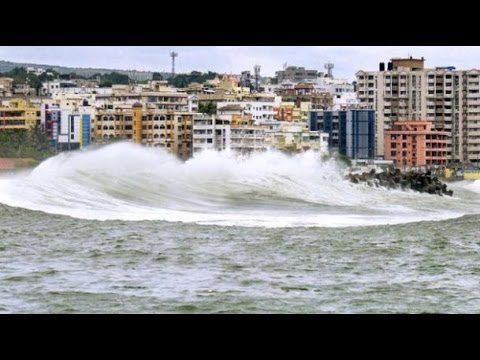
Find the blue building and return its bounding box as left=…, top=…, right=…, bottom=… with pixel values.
left=81, top=114, right=90, bottom=148
left=308, top=109, right=375, bottom=159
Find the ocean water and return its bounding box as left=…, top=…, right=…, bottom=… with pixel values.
left=1, top=142, right=480, bottom=313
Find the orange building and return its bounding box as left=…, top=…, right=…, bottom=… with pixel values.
left=384, top=121, right=448, bottom=168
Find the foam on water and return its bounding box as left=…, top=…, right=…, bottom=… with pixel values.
left=0, top=142, right=478, bottom=227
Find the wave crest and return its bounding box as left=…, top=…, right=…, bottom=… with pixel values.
left=0, top=142, right=477, bottom=227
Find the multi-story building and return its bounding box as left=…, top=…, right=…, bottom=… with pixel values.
left=192, top=114, right=231, bottom=153
left=275, top=87, right=334, bottom=111
left=217, top=96, right=277, bottom=124
left=274, top=102, right=295, bottom=122
left=356, top=56, right=480, bottom=164
left=0, top=99, right=40, bottom=131
left=308, top=109, right=375, bottom=159
left=230, top=120, right=266, bottom=153
left=95, top=90, right=189, bottom=112
left=384, top=121, right=448, bottom=168
left=266, top=122, right=329, bottom=154
left=216, top=106, right=266, bottom=153
left=197, top=92, right=237, bottom=109
left=188, top=94, right=199, bottom=113
left=310, top=77, right=355, bottom=97
left=41, top=80, right=78, bottom=96
left=240, top=71, right=252, bottom=89
left=332, top=92, right=360, bottom=110
left=40, top=100, right=93, bottom=150
left=92, top=103, right=193, bottom=160
left=275, top=66, right=318, bottom=83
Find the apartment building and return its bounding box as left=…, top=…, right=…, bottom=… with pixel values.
left=384, top=121, right=448, bottom=168
left=217, top=97, right=276, bottom=124
left=356, top=57, right=480, bottom=164
left=308, top=109, right=375, bottom=159
left=0, top=98, right=40, bottom=131
left=192, top=114, right=231, bottom=153
left=41, top=100, right=93, bottom=150
left=93, top=103, right=193, bottom=160
left=275, top=66, right=318, bottom=83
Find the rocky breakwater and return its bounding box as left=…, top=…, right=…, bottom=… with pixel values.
left=347, top=169, right=453, bottom=196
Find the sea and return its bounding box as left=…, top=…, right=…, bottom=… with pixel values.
left=1, top=142, right=480, bottom=313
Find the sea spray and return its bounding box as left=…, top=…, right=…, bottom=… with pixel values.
left=0, top=142, right=477, bottom=227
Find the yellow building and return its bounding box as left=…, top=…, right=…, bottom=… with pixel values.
left=93, top=103, right=193, bottom=160
left=0, top=98, right=40, bottom=131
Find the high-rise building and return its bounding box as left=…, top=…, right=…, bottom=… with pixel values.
left=356, top=57, right=480, bottom=165
left=308, top=109, right=375, bottom=159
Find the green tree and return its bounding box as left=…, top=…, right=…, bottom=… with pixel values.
left=0, top=126, right=54, bottom=160
left=198, top=102, right=216, bottom=115
left=152, top=72, right=163, bottom=80
left=168, top=71, right=217, bottom=88
left=99, top=72, right=130, bottom=87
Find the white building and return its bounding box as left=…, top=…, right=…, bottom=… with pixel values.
left=27, top=67, right=46, bottom=76
left=193, top=114, right=231, bottom=153
left=41, top=98, right=95, bottom=151
left=188, top=94, right=199, bottom=113
left=308, top=77, right=355, bottom=97
left=230, top=125, right=266, bottom=153
left=41, top=80, right=78, bottom=96
left=332, top=92, right=360, bottom=110
left=217, top=100, right=276, bottom=124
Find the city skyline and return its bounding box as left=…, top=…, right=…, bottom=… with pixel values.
left=2, top=46, right=480, bottom=81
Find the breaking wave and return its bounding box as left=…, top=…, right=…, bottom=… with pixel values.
left=1, top=142, right=480, bottom=227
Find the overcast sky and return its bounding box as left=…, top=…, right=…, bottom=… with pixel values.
left=1, top=46, right=480, bottom=81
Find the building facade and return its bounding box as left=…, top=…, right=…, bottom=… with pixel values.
left=384, top=120, right=448, bottom=168
left=356, top=57, right=480, bottom=164
left=309, top=109, right=375, bottom=159
left=0, top=99, right=40, bottom=131
left=192, top=114, right=231, bottom=153
left=92, top=103, right=193, bottom=160
left=275, top=66, right=318, bottom=83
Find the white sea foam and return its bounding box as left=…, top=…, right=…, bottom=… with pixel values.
left=0, top=142, right=477, bottom=227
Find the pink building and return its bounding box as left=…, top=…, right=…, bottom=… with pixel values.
left=384, top=121, right=448, bottom=168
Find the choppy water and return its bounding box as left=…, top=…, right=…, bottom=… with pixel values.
left=1, top=143, right=480, bottom=313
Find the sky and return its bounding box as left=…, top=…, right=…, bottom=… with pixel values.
left=1, top=46, right=480, bottom=82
